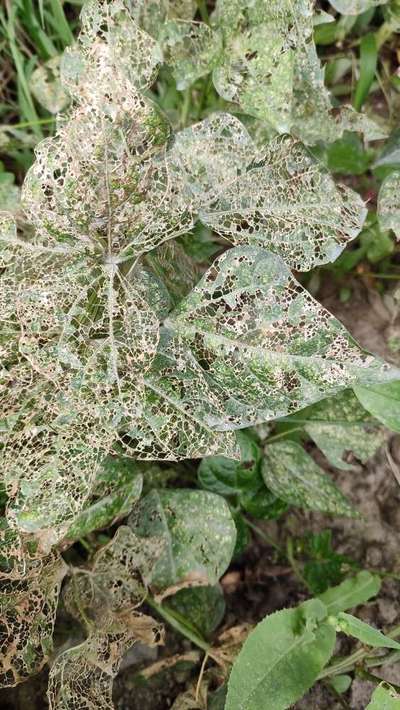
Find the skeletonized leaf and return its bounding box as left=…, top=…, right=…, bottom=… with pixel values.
left=377, top=172, right=400, bottom=239
left=169, top=114, right=367, bottom=271
left=318, top=571, right=381, bottom=614
left=262, top=441, right=355, bottom=516
left=167, top=247, right=397, bottom=429
left=160, top=20, right=222, bottom=90
left=30, top=56, right=69, bottom=114
left=328, top=0, right=388, bottom=15
left=226, top=599, right=336, bottom=710
left=61, top=0, right=161, bottom=95
left=337, top=612, right=400, bottom=650
left=0, top=552, right=67, bottom=687
left=367, top=683, right=400, bottom=709
left=49, top=526, right=164, bottom=708
left=65, top=456, right=144, bottom=541
left=129, top=489, right=237, bottom=593
left=289, top=390, right=386, bottom=470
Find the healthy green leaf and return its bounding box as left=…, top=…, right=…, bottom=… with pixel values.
left=337, top=612, right=400, bottom=650
left=354, top=382, right=400, bottom=433
left=262, top=441, right=355, bottom=515
left=226, top=599, right=336, bottom=710
left=129, top=489, right=237, bottom=592
left=318, top=570, right=381, bottom=614
left=367, top=683, right=400, bottom=709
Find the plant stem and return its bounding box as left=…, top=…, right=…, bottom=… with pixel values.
left=3, top=117, right=55, bottom=130
left=147, top=597, right=210, bottom=654
left=287, top=537, right=310, bottom=591
left=318, top=624, right=400, bottom=679
left=180, top=88, right=191, bottom=128
left=243, top=516, right=283, bottom=554
left=266, top=426, right=304, bottom=444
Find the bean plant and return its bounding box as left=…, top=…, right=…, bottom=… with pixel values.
left=1, top=1, right=400, bottom=708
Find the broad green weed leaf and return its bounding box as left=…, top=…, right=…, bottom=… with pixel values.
left=168, top=247, right=397, bottom=429
left=318, top=570, right=381, bottom=614
left=166, top=585, right=225, bottom=637
left=129, top=489, right=236, bottom=593
left=378, top=172, right=400, bottom=239
left=354, top=382, right=400, bottom=433
left=290, top=390, right=386, bottom=470
left=262, top=441, right=355, bottom=515
left=337, top=612, right=400, bottom=650
left=226, top=599, right=335, bottom=710
left=328, top=0, right=388, bottom=15
left=367, top=683, right=400, bottom=709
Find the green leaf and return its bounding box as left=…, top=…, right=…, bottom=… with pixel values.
left=354, top=33, right=378, bottom=111
left=166, top=585, right=225, bottom=637
left=367, top=683, right=400, bottom=709
left=226, top=599, right=336, bottom=710
left=129, top=489, right=237, bottom=592
left=354, top=382, right=400, bottom=433
left=198, top=430, right=261, bottom=497
left=318, top=570, right=381, bottom=614
left=262, top=441, right=356, bottom=516
left=327, top=132, right=372, bottom=176
left=167, top=247, right=397, bottom=431
left=329, top=674, right=352, bottom=694
left=378, top=172, right=400, bottom=239
left=337, top=612, right=400, bottom=650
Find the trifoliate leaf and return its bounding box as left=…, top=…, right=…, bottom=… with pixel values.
left=226, top=599, right=335, bottom=710
left=129, top=489, right=237, bottom=593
